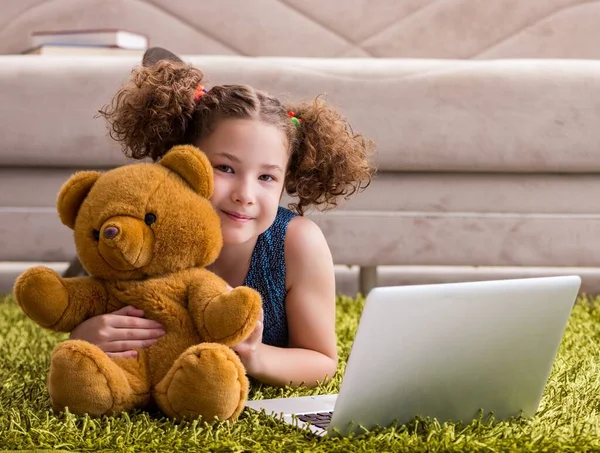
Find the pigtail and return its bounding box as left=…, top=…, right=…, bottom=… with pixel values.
left=98, top=60, right=204, bottom=161
left=285, top=97, right=375, bottom=215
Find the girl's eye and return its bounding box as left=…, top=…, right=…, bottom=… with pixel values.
left=259, top=174, right=275, bottom=182
left=214, top=165, right=233, bottom=173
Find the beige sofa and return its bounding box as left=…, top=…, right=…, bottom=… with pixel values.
left=3, top=1, right=600, bottom=295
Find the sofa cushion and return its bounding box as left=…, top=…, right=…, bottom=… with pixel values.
left=2, top=56, right=600, bottom=172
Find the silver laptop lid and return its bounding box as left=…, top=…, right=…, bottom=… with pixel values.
left=329, top=276, right=581, bottom=436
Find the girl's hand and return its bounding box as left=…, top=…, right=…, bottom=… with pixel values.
left=231, top=308, right=264, bottom=374
left=69, top=305, right=166, bottom=358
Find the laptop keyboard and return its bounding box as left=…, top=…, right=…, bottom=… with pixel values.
left=297, top=411, right=333, bottom=429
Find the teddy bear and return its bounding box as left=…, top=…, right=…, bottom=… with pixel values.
left=13, top=144, right=262, bottom=422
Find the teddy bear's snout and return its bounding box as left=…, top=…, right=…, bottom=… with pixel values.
left=97, top=216, right=155, bottom=271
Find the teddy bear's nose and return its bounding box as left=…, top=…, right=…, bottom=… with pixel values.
left=103, top=226, right=120, bottom=239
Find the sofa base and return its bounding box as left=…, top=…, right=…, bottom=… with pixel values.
left=2, top=263, right=599, bottom=298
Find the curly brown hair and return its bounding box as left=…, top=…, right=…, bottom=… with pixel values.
left=99, top=59, right=375, bottom=215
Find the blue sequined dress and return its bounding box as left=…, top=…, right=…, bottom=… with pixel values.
left=243, top=206, right=297, bottom=348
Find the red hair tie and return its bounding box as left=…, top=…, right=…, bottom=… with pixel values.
left=194, top=84, right=208, bottom=101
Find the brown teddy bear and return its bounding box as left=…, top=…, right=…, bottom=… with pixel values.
left=13, top=145, right=262, bottom=421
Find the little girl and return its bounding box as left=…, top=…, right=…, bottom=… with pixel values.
left=71, top=47, right=375, bottom=388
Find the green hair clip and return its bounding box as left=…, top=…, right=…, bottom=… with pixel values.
left=288, top=111, right=302, bottom=129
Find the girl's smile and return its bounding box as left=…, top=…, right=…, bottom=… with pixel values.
left=220, top=209, right=254, bottom=223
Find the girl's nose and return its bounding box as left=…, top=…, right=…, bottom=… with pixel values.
left=232, top=180, right=255, bottom=205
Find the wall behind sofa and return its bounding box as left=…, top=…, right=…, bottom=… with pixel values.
left=2, top=0, right=600, bottom=59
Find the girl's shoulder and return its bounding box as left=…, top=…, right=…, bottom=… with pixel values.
left=286, top=214, right=322, bottom=247
left=284, top=211, right=334, bottom=288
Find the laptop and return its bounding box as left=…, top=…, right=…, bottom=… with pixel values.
left=245, top=275, right=581, bottom=436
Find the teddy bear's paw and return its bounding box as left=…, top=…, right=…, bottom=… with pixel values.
left=13, top=266, right=69, bottom=328
left=154, top=343, right=248, bottom=422
left=199, top=287, right=262, bottom=345
left=48, top=340, right=140, bottom=417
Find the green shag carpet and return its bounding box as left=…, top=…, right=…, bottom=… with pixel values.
left=2, top=293, right=600, bottom=452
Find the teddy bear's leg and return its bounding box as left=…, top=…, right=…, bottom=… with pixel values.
left=154, top=343, right=248, bottom=422
left=192, top=286, right=262, bottom=346
left=48, top=340, right=150, bottom=417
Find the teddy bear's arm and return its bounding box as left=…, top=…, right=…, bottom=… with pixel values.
left=14, top=266, right=109, bottom=332
left=188, top=270, right=262, bottom=346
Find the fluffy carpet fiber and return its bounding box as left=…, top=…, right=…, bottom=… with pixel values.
left=2, top=293, right=600, bottom=452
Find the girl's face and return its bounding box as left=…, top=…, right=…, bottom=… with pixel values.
left=197, top=119, right=289, bottom=245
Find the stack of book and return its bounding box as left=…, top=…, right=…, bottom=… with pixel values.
left=22, top=29, right=148, bottom=56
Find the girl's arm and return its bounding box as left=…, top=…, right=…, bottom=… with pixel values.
left=234, top=216, right=338, bottom=387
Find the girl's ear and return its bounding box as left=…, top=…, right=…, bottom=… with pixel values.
left=142, top=47, right=184, bottom=66
left=57, top=171, right=102, bottom=229
left=160, top=145, right=214, bottom=199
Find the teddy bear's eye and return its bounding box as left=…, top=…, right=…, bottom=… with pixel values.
left=92, top=229, right=100, bottom=241
left=144, top=213, right=157, bottom=226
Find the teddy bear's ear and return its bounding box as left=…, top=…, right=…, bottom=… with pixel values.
left=142, top=47, right=184, bottom=67
left=56, top=171, right=102, bottom=229
left=160, top=145, right=214, bottom=198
